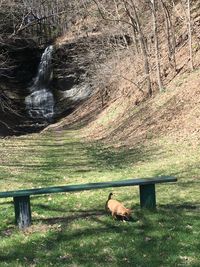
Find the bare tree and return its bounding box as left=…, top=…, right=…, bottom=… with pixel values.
left=149, top=0, right=163, bottom=92
left=123, top=0, right=152, bottom=96
left=160, top=0, right=177, bottom=71
left=132, top=1, right=152, bottom=96
left=91, top=0, right=152, bottom=96
left=187, top=0, right=194, bottom=71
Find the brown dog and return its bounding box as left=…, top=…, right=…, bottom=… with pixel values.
left=105, top=193, right=132, bottom=221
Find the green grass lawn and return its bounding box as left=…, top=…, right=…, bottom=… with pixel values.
left=0, top=129, right=199, bottom=266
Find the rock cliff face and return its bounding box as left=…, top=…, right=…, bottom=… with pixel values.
left=0, top=34, right=111, bottom=135
left=52, top=34, right=118, bottom=117
left=52, top=38, right=95, bottom=117
left=0, top=38, right=42, bottom=135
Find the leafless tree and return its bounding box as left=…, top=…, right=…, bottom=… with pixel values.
left=160, top=0, right=177, bottom=71
left=187, top=0, right=194, bottom=71
left=148, top=0, right=163, bottom=92
left=125, top=0, right=152, bottom=96
left=92, top=0, right=152, bottom=96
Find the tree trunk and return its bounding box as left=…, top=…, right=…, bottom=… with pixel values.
left=130, top=0, right=152, bottom=96
left=151, top=0, right=163, bottom=92
left=187, top=0, right=194, bottom=71
left=124, top=3, right=139, bottom=53
left=160, top=0, right=177, bottom=72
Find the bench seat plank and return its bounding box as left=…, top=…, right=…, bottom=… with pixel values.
left=0, top=176, right=177, bottom=198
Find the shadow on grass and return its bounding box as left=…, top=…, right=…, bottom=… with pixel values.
left=159, top=203, right=200, bottom=210
left=7, top=142, right=155, bottom=171
left=1, top=132, right=165, bottom=187
left=84, top=143, right=160, bottom=170
left=1, top=130, right=199, bottom=265
left=0, top=204, right=199, bottom=266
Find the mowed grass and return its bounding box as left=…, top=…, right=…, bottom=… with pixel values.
left=0, top=129, right=199, bottom=266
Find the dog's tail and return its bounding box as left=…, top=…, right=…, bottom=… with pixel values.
left=108, top=192, right=113, bottom=200
left=105, top=192, right=113, bottom=212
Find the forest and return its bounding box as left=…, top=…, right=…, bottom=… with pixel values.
left=0, top=0, right=199, bottom=266
left=0, top=0, right=199, bottom=134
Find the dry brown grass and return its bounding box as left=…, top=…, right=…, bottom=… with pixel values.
left=50, top=0, right=200, bottom=150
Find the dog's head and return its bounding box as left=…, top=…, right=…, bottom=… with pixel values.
left=124, top=208, right=132, bottom=218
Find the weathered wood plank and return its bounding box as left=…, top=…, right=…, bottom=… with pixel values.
left=0, top=176, right=177, bottom=198
left=14, top=196, right=32, bottom=229
left=139, top=184, right=156, bottom=209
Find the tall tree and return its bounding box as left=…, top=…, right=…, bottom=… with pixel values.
left=160, top=0, right=177, bottom=72
left=149, top=0, right=163, bottom=92
left=187, top=0, right=194, bottom=71
left=124, top=0, right=152, bottom=96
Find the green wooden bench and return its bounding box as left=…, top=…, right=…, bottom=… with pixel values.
left=0, top=175, right=177, bottom=229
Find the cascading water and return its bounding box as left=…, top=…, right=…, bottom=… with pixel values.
left=25, top=45, right=54, bottom=122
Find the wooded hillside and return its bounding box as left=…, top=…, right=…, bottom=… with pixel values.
left=0, top=0, right=200, bottom=135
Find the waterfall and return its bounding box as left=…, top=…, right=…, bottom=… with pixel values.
left=25, top=45, right=54, bottom=122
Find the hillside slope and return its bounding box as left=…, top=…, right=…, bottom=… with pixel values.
left=83, top=67, right=200, bottom=146
left=45, top=0, right=200, bottom=147
left=48, top=62, right=200, bottom=149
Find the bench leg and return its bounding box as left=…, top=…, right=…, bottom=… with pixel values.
left=139, top=184, right=156, bottom=209
left=14, top=196, right=32, bottom=229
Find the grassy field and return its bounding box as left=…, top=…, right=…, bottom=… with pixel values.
left=0, top=129, right=199, bottom=266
